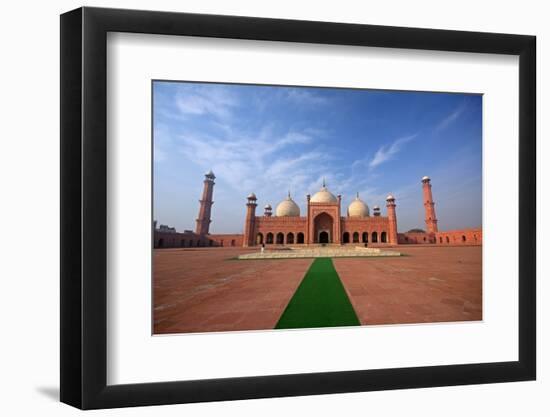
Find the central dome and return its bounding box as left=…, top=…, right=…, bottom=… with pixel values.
left=310, top=182, right=338, bottom=203
left=276, top=193, right=300, bottom=217
left=348, top=193, right=369, bottom=217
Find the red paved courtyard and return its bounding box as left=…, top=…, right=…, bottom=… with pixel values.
left=153, top=245, right=482, bottom=334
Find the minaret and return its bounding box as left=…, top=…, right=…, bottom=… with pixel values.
left=373, top=206, right=381, bottom=217
left=336, top=194, right=342, bottom=244
left=421, top=176, right=438, bottom=233
left=264, top=204, right=272, bottom=217
left=306, top=194, right=311, bottom=244
left=386, top=194, right=398, bottom=245
left=243, top=193, right=257, bottom=247
left=195, top=170, right=215, bottom=235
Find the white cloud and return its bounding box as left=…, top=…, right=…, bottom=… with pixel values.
left=174, top=122, right=332, bottom=207
left=434, top=101, right=467, bottom=132
left=175, top=84, right=239, bottom=120
left=285, top=88, right=329, bottom=106
left=368, top=134, right=417, bottom=170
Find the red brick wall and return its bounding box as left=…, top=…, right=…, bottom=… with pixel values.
left=434, top=228, right=482, bottom=245
left=398, top=232, right=436, bottom=244
left=398, top=229, right=482, bottom=245
left=208, top=234, right=244, bottom=247
left=154, top=231, right=243, bottom=248
left=155, top=231, right=207, bottom=248
left=254, top=216, right=307, bottom=245
left=251, top=215, right=397, bottom=246
left=341, top=216, right=392, bottom=244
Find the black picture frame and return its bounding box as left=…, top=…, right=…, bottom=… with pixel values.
left=60, top=6, right=536, bottom=410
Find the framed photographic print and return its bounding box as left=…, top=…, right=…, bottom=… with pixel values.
left=60, top=6, right=536, bottom=409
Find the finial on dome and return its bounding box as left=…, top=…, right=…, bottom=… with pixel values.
left=356, top=191, right=359, bottom=199
left=288, top=190, right=291, bottom=199
left=322, top=177, right=326, bottom=188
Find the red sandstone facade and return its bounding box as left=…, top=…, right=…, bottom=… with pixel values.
left=434, top=228, right=483, bottom=245
left=241, top=183, right=399, bottom=247
left=153, top=172, right=482, bottom=248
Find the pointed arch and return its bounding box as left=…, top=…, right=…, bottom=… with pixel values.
left=372, top=231, right=378, bottom=243
left=286, top=232, right=294, bottom=244
left=343, top=232, right=350, bottom=243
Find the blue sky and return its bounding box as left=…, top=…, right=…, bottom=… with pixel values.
left=153, top=81, right=482, bottom=234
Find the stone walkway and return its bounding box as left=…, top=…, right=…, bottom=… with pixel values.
left=153, top=247, right=312, bottom=334
left=238, top=246, right=401, bottom=259
left=153, top=245, right=482, bottom=334
left=333, top=246, right=482, bottom=325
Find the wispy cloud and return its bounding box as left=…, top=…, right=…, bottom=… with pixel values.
left=434, top=100, right=468, bottom=132
left=368, top=134, right=417, bottom=170
left=284, top=88, right=329, bottom=106
left=175, top=84, right=239, bottom=120
left=173, top=123, right=331, bottom=203
left=165, top=85, right=336, bottom=199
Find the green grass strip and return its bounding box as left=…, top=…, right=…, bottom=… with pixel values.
left=275, top=258, right=360, bottom=329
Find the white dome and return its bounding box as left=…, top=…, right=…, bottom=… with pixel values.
left=276, top=195, right=300, bottom=217
left=348, top=194, right=369, bottom=217
left=311, top=185, right=338, bottom=203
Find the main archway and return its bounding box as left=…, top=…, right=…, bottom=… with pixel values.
left=314, top=212, right=334, bottom=244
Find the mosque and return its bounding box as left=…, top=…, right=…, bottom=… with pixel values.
left=154, top=171, right=482, bottom=249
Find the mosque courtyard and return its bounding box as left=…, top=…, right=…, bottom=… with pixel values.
left=152, top=245, right=482, bottom=334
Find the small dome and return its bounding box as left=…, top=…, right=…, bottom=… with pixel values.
left=422, top=175, right=430, bottom=181
left=348, top=193, right=369, bottom=217
left=386, top=194, right=395, bottom=201
left=247, top=193, right=257, bottom=200
left=276, top=194, right=300, bottom=217
left=373, top=205, right=380, bottom=211
left=264, top=204, right=272, bottom=210
left=205, top=169, right=216, bottom=179
left=310, top=181, right=338, bottom=203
